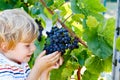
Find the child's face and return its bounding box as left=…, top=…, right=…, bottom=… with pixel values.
left=7, top=42, right=36, bottom=63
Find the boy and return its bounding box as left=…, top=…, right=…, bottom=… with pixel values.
left=0, top=9, right=63, bottom=80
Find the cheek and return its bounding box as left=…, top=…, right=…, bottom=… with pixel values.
left=16, top=46, right=30, bottom=54
left=14, top=48, right=29, bottom=59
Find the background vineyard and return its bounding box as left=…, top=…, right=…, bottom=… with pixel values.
left=0, top=0, right=119, bottom=80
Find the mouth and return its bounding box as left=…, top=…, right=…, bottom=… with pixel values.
left=27, top=55, right=31, bottom=57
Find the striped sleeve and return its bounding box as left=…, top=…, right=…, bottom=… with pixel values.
left=0, top=65, right=25, bottom=80
left=24, top=64, right=31, bottom=78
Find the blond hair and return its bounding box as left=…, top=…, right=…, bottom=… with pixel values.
left=0, top=9, right=39, bottom=51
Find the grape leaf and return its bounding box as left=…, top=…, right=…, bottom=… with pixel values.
left=49, top=0, right=65, bottom=9
left=103, top=55, right=112, bottom=72
left=72, top=14, right=85, bottom=22
left=85, top=56, right=104, bottom=74
left=52, top=13, right=58, bottom=25
left=34, top=36, right=46, bottom=58
left=59, top=6, right=67, bottom=16
left=44, top=0, right=54, bottom=7
left=44, top=8, right=53, bottom=19
left=82, top=70, right=99, bottom=80
left=71, top=47, right=89, bottom=67
left=83, top=0, right=106, bottom=12
left=98, top=18, right=115, bottom=47
left=70, top=0, right=81, bottom=14
left=86, top=16, right=99, bottom=28
left=83, top=19, right=112, bottom=59
left=90, top=12, right=104, bottom=22
left=50, top=60, right=78, bottom=80
left=0, top=0, right=17, bottom=10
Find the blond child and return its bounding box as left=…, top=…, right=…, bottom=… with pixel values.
left=0, top=9, right=63, bottom=80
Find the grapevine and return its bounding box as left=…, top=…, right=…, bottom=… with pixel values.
left=39, top=0, right=88, bottom=48
left=0, top=0, right=114, bottom=80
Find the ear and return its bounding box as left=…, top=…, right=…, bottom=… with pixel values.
left=0, top=42, right=8, bottom=52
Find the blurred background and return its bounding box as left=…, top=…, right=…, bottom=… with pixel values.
left=102, top=0, right=117, bottom=18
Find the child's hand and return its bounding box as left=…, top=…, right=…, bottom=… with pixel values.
left=45, top=56, right=64, bottom=71
left=34, top=50, right=61, bottom=72
left=39, top=56, right=64, bottom=80
left=28, top=51, right=63, bottom=80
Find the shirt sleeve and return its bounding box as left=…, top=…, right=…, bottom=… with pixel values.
left=0, top=54, right=26, bottom=80
left=0, top=71, right=15, bottom=80
left=0, top=76, right=14, bottom=80
left=0, top=66, right=25, bottom=80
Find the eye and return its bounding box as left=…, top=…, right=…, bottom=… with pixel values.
left=25, top=44, right=30, bottom=47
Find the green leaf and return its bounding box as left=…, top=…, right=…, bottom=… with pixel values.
left=98, top=18, right=115, bottom=47
left=82, top=70, right=99, bottom=80
left=50, top=60, right=78, bottom=80
left=24, top=0, right=28, bottom=3
left=44, top=8, right=52, bottom=19
left=30, top=2, right=44, bottom=15
left=83, top=0, right=106, bottom=12
left=85, top=56, right=104, bottom=74
left=116, top=36, right=120, bottom=51
left=72, top=14, right=85, bottom=22
left=86, top=16, right=99, bottom=28
left=50, top=0, right=65, bottom=10
left=34, top=36, right=46, bottom=58
left=103, top=56, right=112, bottom=72
left=30, top=7, right=40, bottom=15
left=50, top=50, right=75, bottom=80
left=0, top=0, right=14, bottom=10
left=90, top=12, right=104, bottom=22
left=72, top=24, right=83, bottom=38
left=52, top=13, right=58, bottom=25
left=83, top=21, right=112, bottom=59
left=59, top=6, right=67, bottom=16
left=71, top=47, right=89, bottom=67
left=39, top=17, right=46, bottom=28
left=70, top=0, right=81, bottom=13
left=61, top=61, right=78, bottom=79
left=44, top=0, right=54, bottom=7
left=28, top=54, right=34, bottom=68
left=27, top=0, right=39, bottom=4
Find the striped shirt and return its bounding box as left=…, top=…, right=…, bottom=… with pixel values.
left=0, top=53, right=31, bottom=80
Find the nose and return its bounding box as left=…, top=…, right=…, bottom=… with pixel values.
left=30, top=43, right=36, bottom=52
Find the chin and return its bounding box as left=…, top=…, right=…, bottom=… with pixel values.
left=24, top=58, right=31, bottom=62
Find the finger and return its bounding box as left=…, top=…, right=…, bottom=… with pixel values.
left=59, top=57, right=64, bottom=66
left=38, top=50, right=46, bottom=58
left=50, top=52, right=61, bottom=61
left=46, top=51, right=59, bottom=59
left=53, top=63, right=59, bottom=69
left=50, top=53, right=61, bottom=64
left=47, top=63, right=59, bottom=71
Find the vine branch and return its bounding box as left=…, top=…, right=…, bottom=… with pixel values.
left=39, top=0, right=87, bottom=48
left=77, top=66, right=81, bottom=80
left=63, top=13, right=73, bottom=23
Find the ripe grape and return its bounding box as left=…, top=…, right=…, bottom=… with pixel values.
left=44, top=26, right=79, bottom=55
left=35, top=19, right=43, bottom=41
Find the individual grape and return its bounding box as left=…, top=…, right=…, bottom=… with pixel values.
left=44, top=26, right=79, bottom=55
left=35, top=19, right=43, bottom=41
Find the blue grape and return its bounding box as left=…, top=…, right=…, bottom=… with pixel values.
left=44, top=26, right=79, bottom=55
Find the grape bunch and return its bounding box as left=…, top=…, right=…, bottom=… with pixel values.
left=44, top=26, right=79, bottom=55
left=35, top=19, right=43, bottom=41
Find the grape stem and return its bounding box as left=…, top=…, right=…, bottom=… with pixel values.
left=39, top=0, right=88, bottom=48
left=63, top=13, right=73, bottom=23
left=77, top=66, right=81, bottom=80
